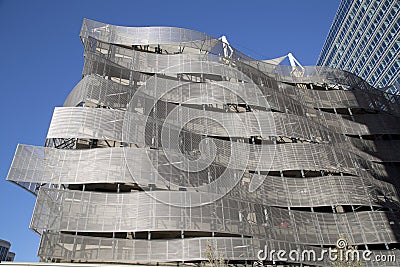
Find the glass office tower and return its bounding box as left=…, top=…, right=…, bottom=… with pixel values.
left=6, top=19, right=400, bottom=266
left=317, top=0, right=399, bottom=91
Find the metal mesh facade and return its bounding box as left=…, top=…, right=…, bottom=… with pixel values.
left=6, top=19, right=400, bottom=266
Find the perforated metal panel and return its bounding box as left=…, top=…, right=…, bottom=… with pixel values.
left=6, top=19, right=400, bottom=266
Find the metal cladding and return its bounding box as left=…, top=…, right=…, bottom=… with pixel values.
left=7, top=19, right=400, bottom=265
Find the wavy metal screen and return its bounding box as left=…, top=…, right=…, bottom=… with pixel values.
left=6, top=18, right=400, bottom=266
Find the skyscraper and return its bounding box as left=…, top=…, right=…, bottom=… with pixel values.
left=6, top=19, right=400, bottom=265
left=0, top=239, right=15, bottom=262
left=317, top=0, right=399, bottom=91
left=0, top=240, right=10, bottom=262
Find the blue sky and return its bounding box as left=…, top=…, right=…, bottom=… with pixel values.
left=0, top=0, right=339, bottom=261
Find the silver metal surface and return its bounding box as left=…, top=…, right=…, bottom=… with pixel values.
left=6, top=18, right=400, bottom=266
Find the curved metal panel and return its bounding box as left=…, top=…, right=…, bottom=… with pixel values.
left=7, top=19, right=400, bottom=265
left=32, top=188, right=400, bottom=246
left=8, top=144, right=397, bottom=208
